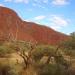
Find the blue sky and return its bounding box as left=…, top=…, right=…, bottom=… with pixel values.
left=0, top=0, right=75, bottom=34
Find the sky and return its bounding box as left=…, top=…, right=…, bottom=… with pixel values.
left=0, top=0, right=75, bottom=35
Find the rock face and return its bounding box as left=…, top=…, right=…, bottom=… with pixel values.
left=0, top=6, right=34, bottom=42
left=0, top=6, right=69, bottom=45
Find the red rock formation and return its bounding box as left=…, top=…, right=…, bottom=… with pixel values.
left=0, top=6, right=69, bottom=45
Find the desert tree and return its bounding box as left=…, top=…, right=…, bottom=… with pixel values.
left=15, top=41, right=36, bottom=69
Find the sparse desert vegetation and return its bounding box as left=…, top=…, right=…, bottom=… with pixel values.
left=0, top=33, right=75, bottom=75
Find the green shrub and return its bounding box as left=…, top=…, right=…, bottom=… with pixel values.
left=32, top=45, right=55, bottom=62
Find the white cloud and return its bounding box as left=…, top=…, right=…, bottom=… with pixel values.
left=15, top=0, right=29, bottom=4
left=27, top=8, right=33, bottom=12
left=34, top=15, right=46, bottom=20
left=32, top=3, right=37, bottom=6
left=32, top=3, right=45, bottom=9
left=0, top=4, right=5, bottom=6
left=52, top=0, right=69, bottom=6
left=4, top=0, right=12, bottom=2
left=15, top=0, right=24, bottom=3
left=34, top=0, right=48, bottom=3
left=4, top=0, right=29, bottom=4
left=51, top=15, right=68, bottom=26
left=43, top=0, right=48, bottom=3
left=49, top=15, right=69, bottom=30
left=50, top=25, right=61, bottom=30
left=38, top=5, right=46, bottom=8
